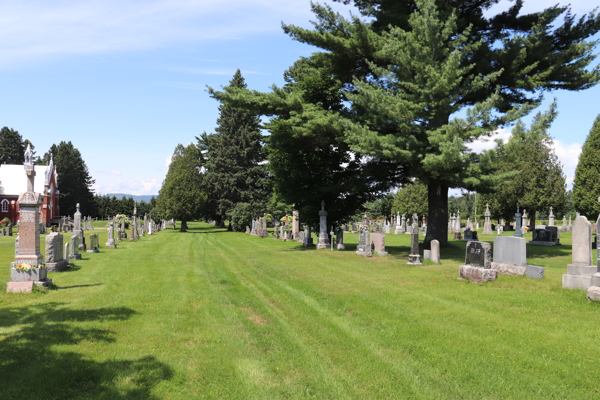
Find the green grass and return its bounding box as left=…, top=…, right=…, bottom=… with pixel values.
left=0, top=222, right=598, bottom=399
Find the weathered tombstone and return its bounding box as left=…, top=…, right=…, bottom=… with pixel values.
left=7, top=223, right=12, bottom=236
left=335, top=228, right=345, bottom=250
left=454, top=211, right=462, bottom=240
left=87, top=234, right=100, bottom=253
left=45, top=232, right=67, bottom=272
left=459, top=241, right=495, bottom=283
left=130, top=206, right=137, bottom=241
left=515, top=206, right=522, bottom=238
left=251, top=219, right=257, bottom=236
left=279, top=225, right=284, bottom=239
left=297, top=230, right=305, bottom=243
left=491, top=236, right=544, bottom=279
left=292, top=210, right=299, bottom=240
left=463, top=229, right=478, bottom=241
left=370, top=233, right=388, bottom=256
left=529, top=229, right=556, bottom=246
left=597, top=214, right=600, bottom=269
left=106, top=221, right=116, bottom=249
left=395, top=212, right=402, bottom=234
left=316, top=201, right=330, bottom=249
left=356, top=229, right=372, bottom=257
left=260, top=217, right=268, bottom=238
left=69, top=235, right=81, bottom=260
left=548, top=207, right=555, bottom=226
left=63, top=241, right=69, bottom=262
left=303, top=226, right=313, bottom=246
left=483, top=204, right=493, bottom=235
left=407, top=223, right=421, bottom=264
left=431, top=240, right=440, bottom=264
left=72, top=203, right=86, bottom=251
left=562, top=216, right=597, bottom=290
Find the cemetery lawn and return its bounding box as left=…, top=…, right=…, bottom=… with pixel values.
left=0, top=223, right=598, bottom=399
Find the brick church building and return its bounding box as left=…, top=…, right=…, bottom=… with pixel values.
left=0, top=154, right=60, bottom=225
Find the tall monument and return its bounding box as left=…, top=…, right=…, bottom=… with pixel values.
left=13, top=145, right=43, bottom=267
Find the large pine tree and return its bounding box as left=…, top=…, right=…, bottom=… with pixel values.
left=573, top=115, right=600, bottom=218
left=198, top=70, right=269, bottom=228
left=276, top=0, right=600, bottom=244
left=0, top=127, right=25, bottom=165
left=39, top=142, right=96, bottom=217
left=209, top=58, right=407, bottom=229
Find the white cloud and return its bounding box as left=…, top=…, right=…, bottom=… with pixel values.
left=110, top=169, right=122, bottom=175
left=93, top=177, right=161, bottom=196
left=466, top=129, right=582, bottom=189
left=0, top=0, right=353, bottom=68
left=466, top=128, right=511, bottom=153
left=551, top=140, right=582, bottom=188
left=164, top=155, right=172, bottom=167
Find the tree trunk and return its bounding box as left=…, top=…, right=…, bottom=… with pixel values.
left=180, top=219, right=188, bottom=232
left=425, top=180, right=449, bottom=246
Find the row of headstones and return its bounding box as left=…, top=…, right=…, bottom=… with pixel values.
left=458, top=214, right=600, bottom=303
left=459, top=236, right=545, bottom=283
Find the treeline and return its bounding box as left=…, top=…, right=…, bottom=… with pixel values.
left=93, top=195, right=157, bottom=221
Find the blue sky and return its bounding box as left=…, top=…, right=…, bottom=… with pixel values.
left=0, top=0, right=598, bottom=196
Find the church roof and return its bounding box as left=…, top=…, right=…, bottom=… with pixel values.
left=0, top=164, right=53, bottom=196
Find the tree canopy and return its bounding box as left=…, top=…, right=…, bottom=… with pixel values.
left=477, top=105, right=567, bottom=226
left=39, top=141, right=96, bottom=217
left=278, top=0, right=599, bottom=242
left=155, top=144, right=205, bottom=231
left=197, top=70, right=269, bottom=228
left=573, top=115, right=600, bottom=218
left=209, top=57, right=407, bottom=230
left=0, top=127, right=25, bottom=165
left=392, top=182, right=428, bottom=218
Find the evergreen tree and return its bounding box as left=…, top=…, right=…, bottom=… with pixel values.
left=477, top=106, right=567, bottom=227
left=573, top=115, right=600, bottom=218
left=155, top=144, right=205, bottom=231
left=0, top=127, right=25, bottom=164
left=269, top=0, right=600, bottom=244
left=198, top=70, right=269, bottom=228
left=209, top=58, right=407, bottom=230
left=40, top=141, right=96, bottom=217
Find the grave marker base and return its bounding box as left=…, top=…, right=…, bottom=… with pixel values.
left=46, top=259, right=68, bottom=272
left=459, top=265, right=496, bottom=283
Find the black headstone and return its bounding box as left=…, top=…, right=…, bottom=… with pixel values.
left=464, top=241, right=491, bottom=269
left=532, top=229, right=554, bottom=242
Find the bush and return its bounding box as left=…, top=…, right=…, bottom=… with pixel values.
left=230, top=203, right=253, bottom=232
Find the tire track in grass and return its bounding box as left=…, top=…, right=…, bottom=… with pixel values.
left=202, top=231, right=357, bottom=399
left=211, top=232, right=599, bottom=399
left=209, top=232, right=430, bottom=399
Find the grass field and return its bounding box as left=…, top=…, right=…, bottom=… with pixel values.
left=0, top=222, right=598, bottom=399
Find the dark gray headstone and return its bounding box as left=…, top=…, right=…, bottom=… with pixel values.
left=465, top=241, right=492, bottom=269
left=532, top=229, right=554, bottom=242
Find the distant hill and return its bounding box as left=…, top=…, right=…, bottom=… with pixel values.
left=104, top=193, right=157, bottom=202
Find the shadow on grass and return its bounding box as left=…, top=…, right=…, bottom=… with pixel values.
left=178, top=226, right=230, bottom=234
left=50, top=283, right=103, bottom=290
left=0, top=302, right=173, bottom=399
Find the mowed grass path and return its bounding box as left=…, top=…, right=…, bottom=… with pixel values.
left=0, top=222, right=598, bottom=399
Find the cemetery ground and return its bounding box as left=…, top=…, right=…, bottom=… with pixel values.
left=0, top=223, right=598, bottom=399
